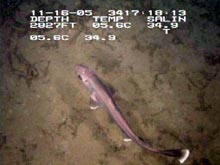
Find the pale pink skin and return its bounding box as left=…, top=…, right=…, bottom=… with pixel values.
left=76, top=64, right=189, bottom=162
left=76, top=64, right=157, bottom=152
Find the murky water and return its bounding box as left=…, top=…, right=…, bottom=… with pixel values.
left=1, top=1, right=220, bottom=165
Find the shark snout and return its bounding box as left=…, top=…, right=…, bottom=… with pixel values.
left=75, top=64, right=96, bottom=82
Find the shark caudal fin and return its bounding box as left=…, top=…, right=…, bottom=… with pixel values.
left=178, top=149, right=190, bottom=163
left=159, top=149, right=190, bottom=163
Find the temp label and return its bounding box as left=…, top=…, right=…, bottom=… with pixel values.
left=29, top=9, right=186, bottom=41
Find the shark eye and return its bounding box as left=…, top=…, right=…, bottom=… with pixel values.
left=78, top=75, right=82, bottom=80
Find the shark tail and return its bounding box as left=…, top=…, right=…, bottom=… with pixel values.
left=135, top=137, right=190, bottom=163
left=159, top=149, right=190, bottom=163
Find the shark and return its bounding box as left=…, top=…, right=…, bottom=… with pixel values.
left=76, top=64, right=190, bottom=163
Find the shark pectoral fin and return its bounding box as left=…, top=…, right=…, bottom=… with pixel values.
left=90, top=98, right=100, bottom=110
left=90, top=92, right=101, bottom=110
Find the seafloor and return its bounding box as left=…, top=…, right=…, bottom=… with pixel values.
left=0, top=0, right=220, bottom=165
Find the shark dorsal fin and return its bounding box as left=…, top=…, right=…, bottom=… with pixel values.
left=101, top=80, right=117, bottom=97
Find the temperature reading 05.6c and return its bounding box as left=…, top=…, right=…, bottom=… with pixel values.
left=30, top=35, right=69, bottom=41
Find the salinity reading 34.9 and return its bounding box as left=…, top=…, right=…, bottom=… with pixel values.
left=29, top=9, right=186, bottom=41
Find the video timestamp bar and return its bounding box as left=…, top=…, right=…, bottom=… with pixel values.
left=29, top=9, right=187, bottom=41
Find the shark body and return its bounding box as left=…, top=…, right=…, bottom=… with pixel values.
left=76, top=64, right=190, bottom=163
